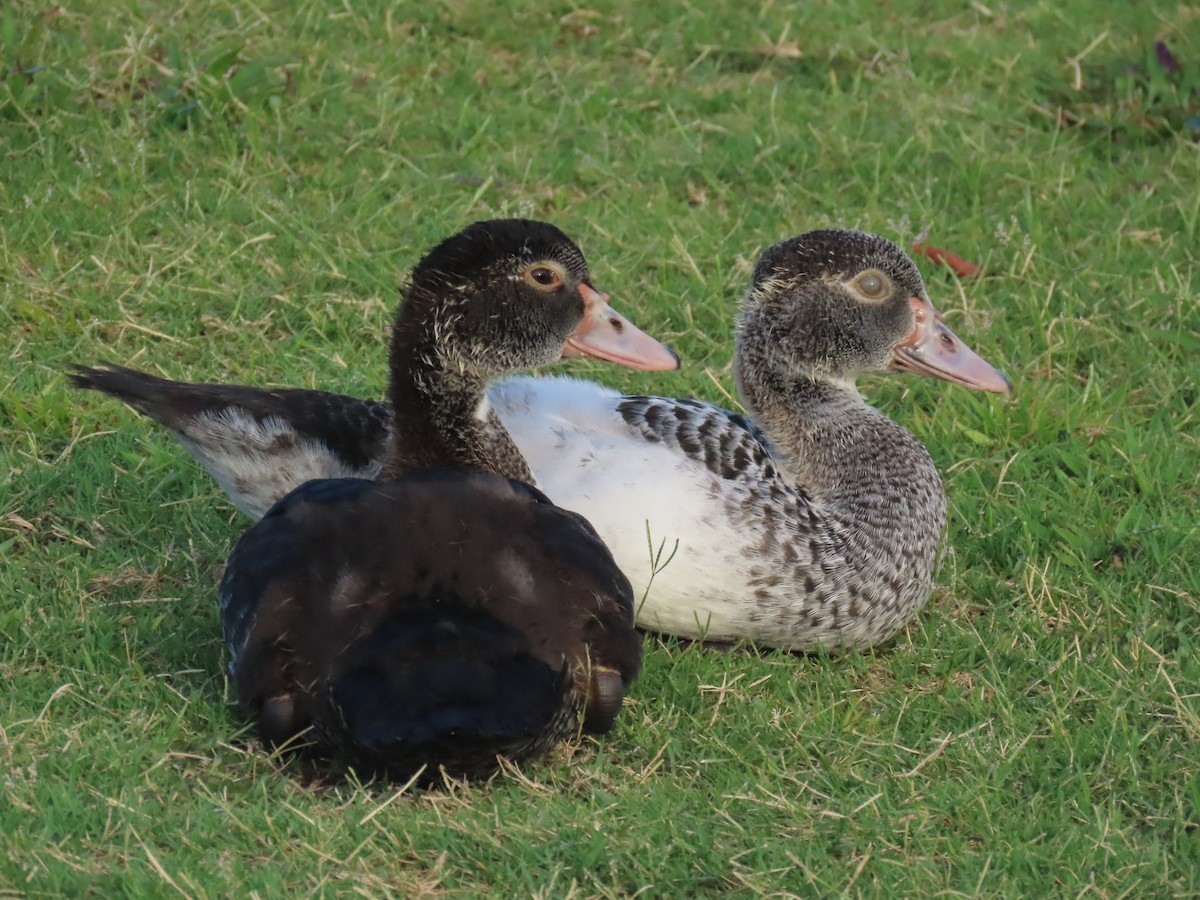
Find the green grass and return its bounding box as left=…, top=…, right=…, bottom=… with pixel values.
left=3, top=0, right=1199, bottom=895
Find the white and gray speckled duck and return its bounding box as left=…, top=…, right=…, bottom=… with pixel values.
left=72, top=229, right=1010, bottom=653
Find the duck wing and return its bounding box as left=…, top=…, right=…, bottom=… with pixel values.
left=615, top=395, right=785, bottom=487
left=69, top=363, right=392, bottom=518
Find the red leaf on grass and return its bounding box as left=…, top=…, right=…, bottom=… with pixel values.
left=911, top=243, right=982, bottom=278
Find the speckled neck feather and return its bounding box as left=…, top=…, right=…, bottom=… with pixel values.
left=740, top=355, right=945, bottom=611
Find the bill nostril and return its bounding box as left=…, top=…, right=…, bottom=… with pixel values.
left=609, top=317, right=624, bottom=333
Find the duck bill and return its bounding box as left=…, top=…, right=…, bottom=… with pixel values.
left=562, top=284, right=680, bottom=372
left=890, top=296, right=1012, bottom=394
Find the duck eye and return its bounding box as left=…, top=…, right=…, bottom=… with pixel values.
left=855, top=271, right=888, bottom=299
left=524, top=264, right=565, bottom=291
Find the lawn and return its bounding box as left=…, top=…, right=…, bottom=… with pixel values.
left=3, top=0, right=1199, bottom=895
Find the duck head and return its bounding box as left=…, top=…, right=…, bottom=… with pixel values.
left=394, top=219, right=679, bottom=378
left=385, top=219, right=679, bottom=481
left=736, top=229, right=1011, bottom=395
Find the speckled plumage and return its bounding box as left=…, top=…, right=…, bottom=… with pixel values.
left=73, top=229, right=1009, bottom=653
left=599, top=381, right=944, bottom=648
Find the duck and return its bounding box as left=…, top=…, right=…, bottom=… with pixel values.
left=208, top=219, right=678, bottom=780
left=72, top=229, right=1010, bottom=653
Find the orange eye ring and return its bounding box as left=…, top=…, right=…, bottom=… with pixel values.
left=523, top=263, right=566, bottom=292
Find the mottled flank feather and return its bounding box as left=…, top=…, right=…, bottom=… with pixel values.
left=616, top=396, right=785, bottom=486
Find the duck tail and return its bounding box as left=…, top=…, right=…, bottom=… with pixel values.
left=66, top=362, right=186, bottom=424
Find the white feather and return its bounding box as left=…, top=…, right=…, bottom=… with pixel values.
left=176, top=409, right=381, bottom=519
left=489, top=376, right=786, bottom=643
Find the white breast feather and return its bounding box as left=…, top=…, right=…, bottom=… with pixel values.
left=489, top=376, right=763, bottom=641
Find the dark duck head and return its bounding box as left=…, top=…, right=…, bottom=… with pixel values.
left=220, top=219, right=676, bottom=783
left=386, top=218, right=679, bottom=481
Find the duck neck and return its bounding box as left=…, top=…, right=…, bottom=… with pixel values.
left=736, top=362, right=944, bottom=526
left=749, top=374, right=862, bottom=457
left=383, top=328, right=534, bottom=483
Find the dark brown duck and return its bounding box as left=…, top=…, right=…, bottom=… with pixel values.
left=217, top=219, right=678, bottom=781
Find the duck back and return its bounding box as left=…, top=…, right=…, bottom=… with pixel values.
left=220, top=468, right=641, bottom=781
